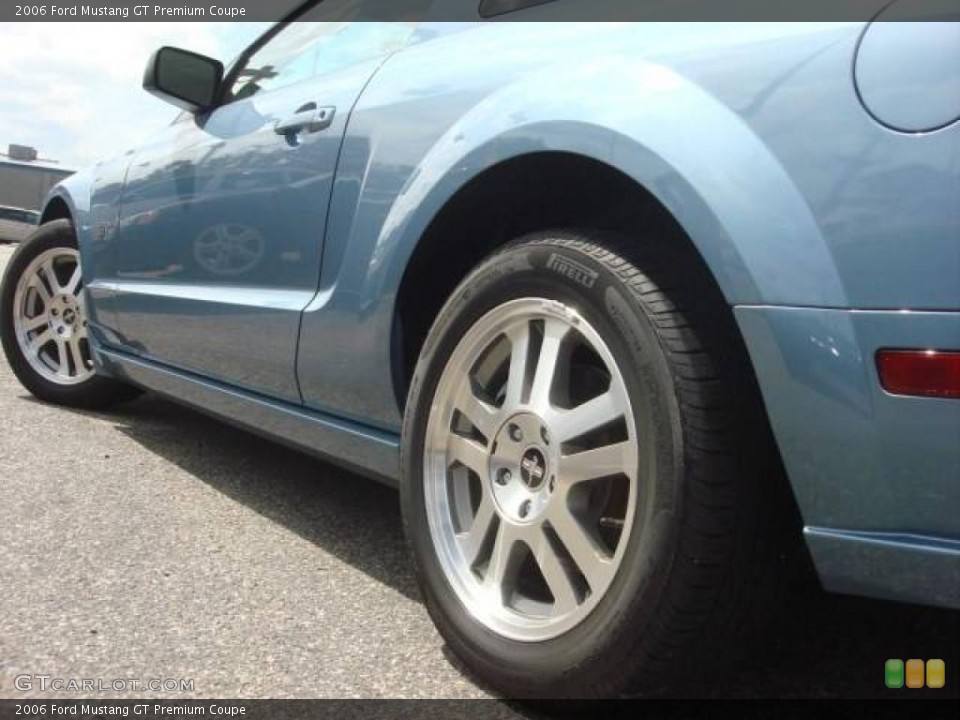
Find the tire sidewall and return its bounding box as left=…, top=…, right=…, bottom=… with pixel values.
left=401, top=234, right=686, bottom=696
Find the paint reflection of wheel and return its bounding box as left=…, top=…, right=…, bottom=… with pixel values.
left=193, top=222, right=264, bottom=276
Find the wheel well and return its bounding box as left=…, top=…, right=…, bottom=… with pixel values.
left=40, top=196, right=71, bottom=225
left=393, top=151, right=731, bottom=411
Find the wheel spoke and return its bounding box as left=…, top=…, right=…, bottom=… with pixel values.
left=552, top=391, right=622, bottom=443
left=64, top=264, right=82, bottom=296
left=22, top=313, right=49, bottom=333
left=447, top=434, right=489, bottom=478
left=68, top=336, right=87, bottom=374
left=484, top=521, right=523, bottom=592
left=548, top=506, right=614, bottom=592
left=528, top=318, right=570, bottom=412
left=28, top=328, right=54, bottom=352
left=41, top=260, right=62, bottom=294
left=530, top=528, right=579, bottom=615
left=458, top=493, right=496, bottom=565
left=559, top=441, right=634, bottom=485
left=456, top=390, right=499, bottom=441
left=54, top=339, right=70, bottom=378
left=29, top=276, right=52, bottom=306
left=503, top=322, right=531, bottom=409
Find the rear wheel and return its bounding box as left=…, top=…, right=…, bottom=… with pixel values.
left=423, top=295, right=639, bottom=642
left=401, top=230, right=785, bottom=698
left=1, top=219, right=141, bottom=409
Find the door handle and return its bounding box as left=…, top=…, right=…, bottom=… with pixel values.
left=274, top=103, right=336, bottom=136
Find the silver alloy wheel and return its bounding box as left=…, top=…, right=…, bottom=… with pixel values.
left=425, top=297, right=639, bottom=642
left=12, top=247, right=94, bottom=385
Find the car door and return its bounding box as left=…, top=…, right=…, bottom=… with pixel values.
left=109, top=4, right=420, bottom=403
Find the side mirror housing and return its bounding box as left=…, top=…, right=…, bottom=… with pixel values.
left=143, top=46, right=224, bottom=113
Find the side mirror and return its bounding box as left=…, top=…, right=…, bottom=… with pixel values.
left=143, top=47, right=224, bottom=113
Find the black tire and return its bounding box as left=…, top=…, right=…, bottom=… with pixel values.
left=1, top=219, right=142, bottom=410
left=401, top=230, right=791, bottom=698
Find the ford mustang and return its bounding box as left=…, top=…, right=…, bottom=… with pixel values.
left=2, top=0, right=958, bottom=698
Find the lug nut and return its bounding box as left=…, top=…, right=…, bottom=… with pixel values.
left=56, top=327, right=64, bottom=334
left=540, top=427, right=550, bottom=445
left=548, top=475, right=556, bottom=493
left=508, top=424, right=523, bottom=442
left=51, top=308, right=58, bottom=316
left=496, top=468, right=511, bottom=485
left=519, top=500, right=531, bottom=519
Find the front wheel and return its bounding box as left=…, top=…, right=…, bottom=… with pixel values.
left=1, top=219, right=141, bottom=409
left=401, top=231, right=780, bottom=698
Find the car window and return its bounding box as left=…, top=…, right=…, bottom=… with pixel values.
left=0, top=209, right=10, bottom=221
left=228, top=0, right=429, bottom=101
left=10, top=209, right=30, bottom=222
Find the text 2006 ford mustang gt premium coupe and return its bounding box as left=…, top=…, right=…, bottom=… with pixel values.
left=2, top=2, right=958, bottom=698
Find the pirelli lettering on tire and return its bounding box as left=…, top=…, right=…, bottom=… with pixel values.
left=545, top=252, right=599, bottom=289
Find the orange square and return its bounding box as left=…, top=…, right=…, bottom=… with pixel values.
left=927, top=659, right=945, bottom=689
left=906, top=659, right=925, bottom=688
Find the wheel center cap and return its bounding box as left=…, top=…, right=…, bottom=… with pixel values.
left=489, top=413, right=555, bottom=524
left=519, top=447, right=547, bottom=490
left=62, top=308, right=76, bottom=325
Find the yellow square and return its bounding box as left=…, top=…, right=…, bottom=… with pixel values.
left=926, top=659, right=945, bottom=689
left=906, top=659, right=925, bottom=688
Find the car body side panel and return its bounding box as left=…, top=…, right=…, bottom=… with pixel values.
left=804, top=528, right=960, bottom=609
left=736, top=304, right=960, bottom=608
left=46, top=158, right=135, bottom=352
left=101, top=57, right=387, bottom=403
left=95, top=345, right=400, bottom=484
left=290, top=21, right=960, bottom=608
left=735, top=306, right=960, bottom=536
left=297, top=22, right=854, bottom=430
left=39, top=20, right=960, bottom=610
left=671, top=23, right=960, bottom=311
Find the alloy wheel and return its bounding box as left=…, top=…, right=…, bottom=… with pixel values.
left=424, top=297, right=639, bottom=642
left=12, top=247, right=94, bottom=385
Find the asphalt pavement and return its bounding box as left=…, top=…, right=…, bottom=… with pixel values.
left=0, top=242, right=956, bottom=701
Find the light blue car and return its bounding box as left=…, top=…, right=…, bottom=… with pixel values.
left=1, top=1, right=958, bottom=698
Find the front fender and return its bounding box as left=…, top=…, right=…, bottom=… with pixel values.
left=40, top=155, right=130, bottom=351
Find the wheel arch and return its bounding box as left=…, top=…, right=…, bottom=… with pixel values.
left=386, top=58, right=843, bottom=410
left=392, top=149, right=726, bottom=408
left=39, top=195, right=73, bottom=226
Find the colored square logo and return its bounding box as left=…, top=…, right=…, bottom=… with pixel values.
left=926, top=659, right=945, bottom=689
left=885, top=659, right=904, bottom=688
left=906, top=659, right=925, bottom=688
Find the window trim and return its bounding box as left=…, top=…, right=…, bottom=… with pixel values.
left=214, top=0, right=325, bottom=108
left=210, top=0, right=430, bottom=110
left=478, top=0, right=556, bottom=18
